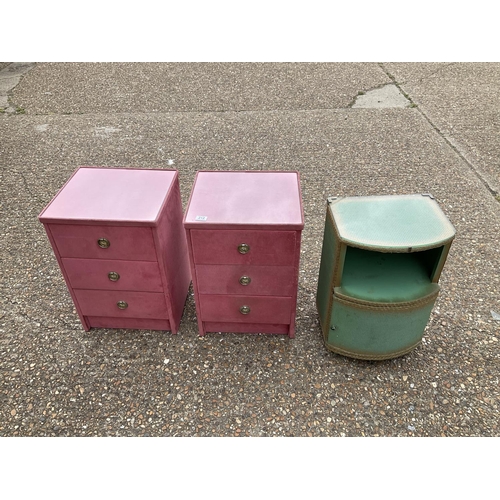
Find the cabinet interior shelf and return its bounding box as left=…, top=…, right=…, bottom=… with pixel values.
left=339, top=245, right=444, bottom=303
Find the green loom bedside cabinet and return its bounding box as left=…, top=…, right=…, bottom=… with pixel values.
left=316, top=194, right=455, bottom=360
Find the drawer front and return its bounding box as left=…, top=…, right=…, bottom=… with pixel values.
left=190, top=230, right=296, bottom=266
left=62, top=258, right=163, bottom=292
left=199, top=294, right=292, bottom=324
left=196, top=265, right=296, bottom=296
left=49, top=224, right=157, bottom=261
left=74, top=289, right=168, bottom=319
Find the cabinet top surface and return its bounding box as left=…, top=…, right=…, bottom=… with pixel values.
left=39, top=167, right=177, bottom=224
left=329, top=194, right=456, bottom=250
left=184, top=171, right=304, bottom=228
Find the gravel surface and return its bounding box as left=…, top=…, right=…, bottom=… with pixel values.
left=384, top=62, right=500, bottom=194
left=1, top=63, right=499, bottom=437
left=10, top=62, right=389, bottom=113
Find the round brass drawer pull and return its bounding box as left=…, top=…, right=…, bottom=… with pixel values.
left=108, top=271, right=120, bottom=282
left=97, top=238, right=110, bottom=249
left=117, top=301, right=128, bottom=310
left=239, top=276, right=251, bottom=286
left=240, top=305, right=250, bottom=315
left=238, top=243, right=250, bottom=254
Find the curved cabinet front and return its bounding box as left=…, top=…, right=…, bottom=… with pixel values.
left=325, top=292, right=439, bottom=360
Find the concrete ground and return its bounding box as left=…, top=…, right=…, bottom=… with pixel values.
left=0, top=62, right=499, bottom=437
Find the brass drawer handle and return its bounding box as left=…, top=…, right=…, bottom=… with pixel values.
left=117, top=301, right=128, bottom=310
left=238, top=243, right=250, bottom=254
left=108, top=271, right=120, bottom=282
left=239, top=276, right=251, bottom=286
left=97, top=238, right=110, bottom=249
left=240, top=305, right=250, bottom=315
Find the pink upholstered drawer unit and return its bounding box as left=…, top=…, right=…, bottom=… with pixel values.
left=184, top=171, right=304, bottom=338
left=39, top=166, right=191, bottom=334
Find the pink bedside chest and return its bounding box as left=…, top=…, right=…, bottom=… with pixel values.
left=184, top=171, right=304, bottom=338
left=39, top=166, right=191, bottom=334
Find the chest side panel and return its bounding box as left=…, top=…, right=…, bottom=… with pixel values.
left=154, top=178, right=192, bottom=331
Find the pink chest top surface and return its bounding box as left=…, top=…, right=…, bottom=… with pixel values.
left=184, top=171, right=304, bottom=229
left=39, top=167, right=177, bottom=225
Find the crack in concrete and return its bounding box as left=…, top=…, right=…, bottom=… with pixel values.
left=14, top=169, right=46, bottom=206
left=0, top=62, right=36, bottom=113
left=413, top=63, right=457, bottom=84
left=378, top=63, right=499, bottom=199
left=381, top=63, right=458, bottom=86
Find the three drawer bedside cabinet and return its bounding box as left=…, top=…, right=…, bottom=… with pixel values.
left=38, top=166, right=191, bottom=334
left=183, top=171, right=304, bottom=338
left=316, top=194, right=455, bottom=360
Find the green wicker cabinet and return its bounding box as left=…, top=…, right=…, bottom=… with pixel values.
left=316, top=194, right=455, bottom=360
